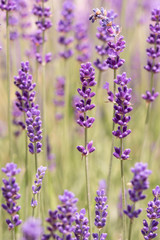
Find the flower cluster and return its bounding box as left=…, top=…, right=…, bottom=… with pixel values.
left=1, top=163, right=22, bottom=230
left=22, top=217, right=43, bottom=240
left=31, top=166, right=47, bottom=208
left=53, top=76, right=65, bottom=120
left=93, top=189, right=108, bottom=240
left=43, top=190, right=78, bottom=239
left=142, top=8, right=160, bottom=103
left=14, top=61, right=36, bottom=114
left=32, top=0, right=52, bottom=64
left=90, top=7, right=125, bottom=73
left=0, top=0, right=16, bottom=11
left=58, top=0, right=74, bottom=59
left=74, top=208, right=90, bottom=240
left=141, top=185, right=160, bottom=239
left=75, top=22, right=90, bottom=63
left=94, top=10, right=118, bottom=72
left=104, top=72, right=132, bottom=160
left=26, top=105, right=42, bottom=154
left=124, top=162, right=151, bottom=220
left=76, top=62, right=97, bottom=156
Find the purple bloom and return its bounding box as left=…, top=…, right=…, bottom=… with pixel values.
left=58, top=0, right=74, bottom=59
left=1, top=163, right=22, bottom=230
left=22, top=217, right=43, bottom=240
left=14, top=62, right=36, bottom=114
left=53, top=77, right=65, bottom=121
left=141, top=185, right=160, bottom=239
left=26, top=105, right=42, bottom=154
left=124, top=162, right=151, bottom=219
left=76, top=63, right=96, bottom=157
left=94, top=189, right=108, bottom=229
left=74, top=208, right=90, bottom=240
left=142, top=8, right=160, bottom=103
left=0, top=0, right=16, bottom=11
left=43, top=190, right=78, bottom=239
left=31, top=166, right=47, bottom=208
left=75, top=22, right=90, bottom=63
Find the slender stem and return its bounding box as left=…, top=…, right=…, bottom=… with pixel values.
left=107, top=69, right=117, bottom=197
left=97, top=70, right=102, bottom=88
left=145, top=71, right=154, bottom=124
left=120, top=138, right=126, bottom=240
left=34, top=143, right=38, bottom=172
left=84, top=104, right=92, bottom=239
left=128, top=218, right=133, bottom=240
left=23, top=113, right=28, bottom=187
left=6, top=11, right=11, bottom=161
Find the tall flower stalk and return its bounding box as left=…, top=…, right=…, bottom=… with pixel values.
left=142, top=8, right=160, bottom=124
left=31, top=166, right=47, bottom=217
left=1, top=163, right=22, bottom=239
left=76, top=62, right=97, bottom=237
left=32, top=0, right=52, bottom=163
left=141, top=185, right=160, bottom=239
left=124, top=163, right=151, bottom=240
left=104, top=72, right=133, bottom=240
left=89, top=7, right=125, bottom=197
left=14, top=62, right=36, bottom=187
left=0, top=0, right=16, bottom=160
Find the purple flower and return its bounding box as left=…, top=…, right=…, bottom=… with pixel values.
left=22, top=217, right=43, bottom=240
left=76, top=63, right=96, bottom=156
left=14, top=62, right=36, bottom=114
left=124, top=162, right=151, bottom=219
left=31, top=166, right=47, bottom=209
left=94, top=189, right=108, bottom=229
left=1, top=163, right=22, bottom=230
left=74, top=208, right=90, bottom=240
left=141, top=185, right=160, bottom=239
left=75, top=22, right=90, bottom=63
left=26, top=105, right=42, bottom=154
left=43, top=190, right=78, bottom=239
left=58, top=0, right=74, bottom=59
left=0, top=0, right=16, bottom=11
left=142, top=8, right=160, bottom=103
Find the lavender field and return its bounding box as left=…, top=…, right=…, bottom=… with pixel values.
left=1, top=0, right=160, bottom=239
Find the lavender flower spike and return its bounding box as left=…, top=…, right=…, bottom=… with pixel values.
left=74, top=208, right=90, bottom=240
left=92, top=189, right=108, bottom=240
left=31, top=166, right=47, bottom=208
left=76, top=62, right=97, bottom=157
left=22, top=217, right=43, bottom=240
left=141, top=185, right=160, bottom=240
left=124, top=162, right=151, bottom=219
left=1, top=163, right=22, bottom=230
left=42, top=190, right=78, bottom=240
left=26, top=104, right=42, bottom=154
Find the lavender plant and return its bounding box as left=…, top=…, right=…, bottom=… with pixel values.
left=92, top=189, right=108, bottom=240
left=14, top=61, right=36, bottom=185
left=42, top=190, right=78, bottom=239
left=1, top=163, right=22, bottom=233
left=26, top=105, right=43, bottom=171
left=142, top=8, right=160, bottom=124
left=31, top=165, right=47, bottom=216
left=76, top=62, right=97, bottom=236
left=74, top=208, right=90, bottom=240
left=89, top=7, right=126, bottom=198
left=124, top=162, right=151, bottom=240
left=141, top=185, right=160, bottom=239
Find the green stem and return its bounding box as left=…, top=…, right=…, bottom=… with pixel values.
left=97, top=70, right=102, bottom=88
left=120, top=138, right=126, bottom=240
left=128, top=218, right=133, bottom=240
left=34, top=143, right=38, bottom=172
left=145, top=71, right=154, bottom=124
left=84, top=105, right=92, bottom=239
left=6, top=11, right=11, bottom=161
left=24, top=113, right=28, bottom=187
left=107, top=69, right=117, bottom=197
